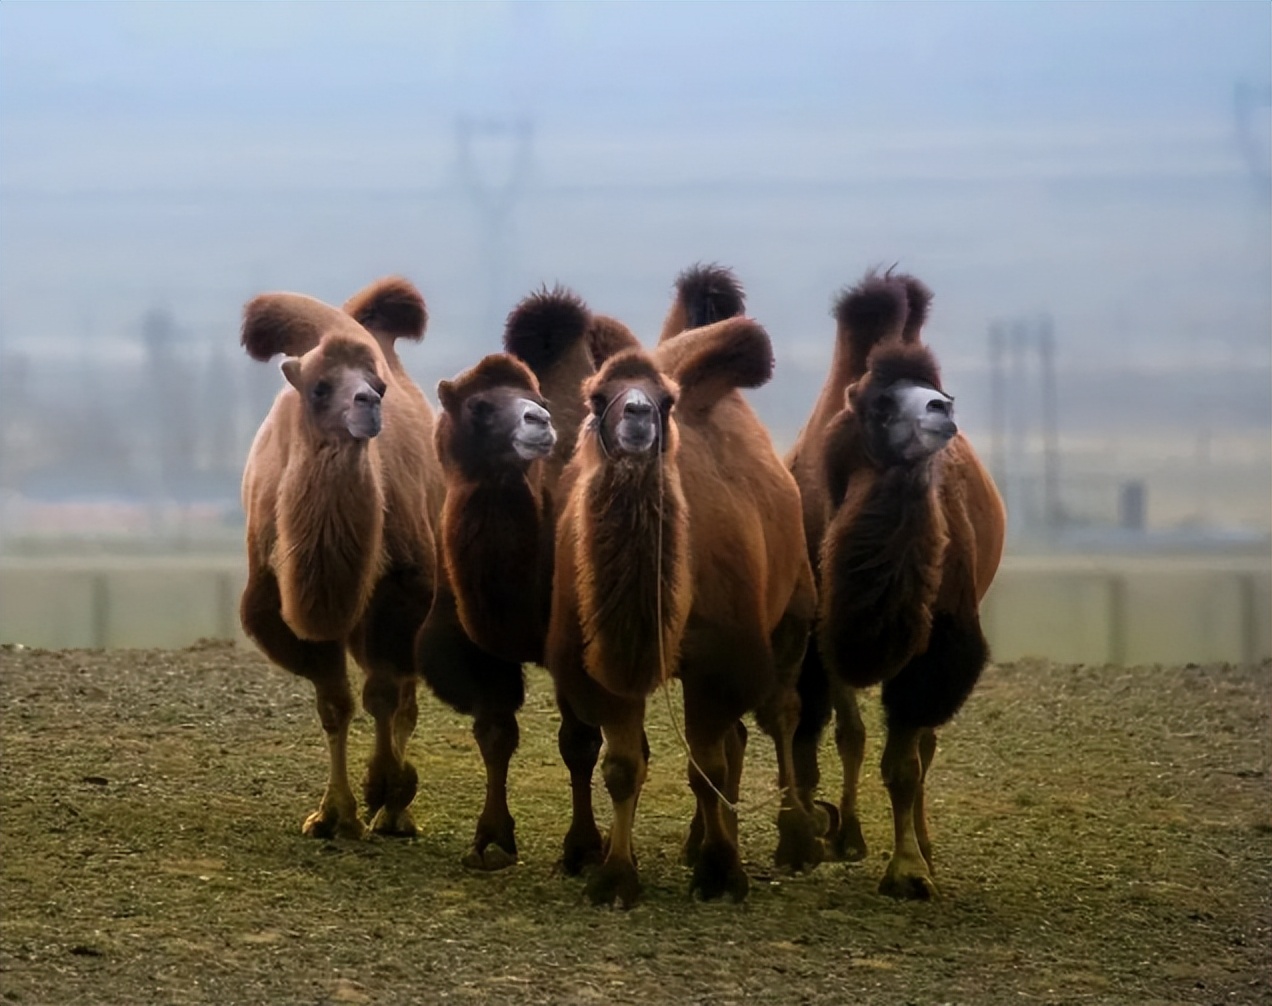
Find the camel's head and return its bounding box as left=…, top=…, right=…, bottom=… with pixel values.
left=280, top=333, right=387, bottom=443
left=437, top=354, right=556, bottom=475
left=583, top=351, right=677, bottom=460
left=849, top=342, right=956, bottom=466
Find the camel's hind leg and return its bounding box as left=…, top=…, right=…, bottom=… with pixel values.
left=756, top=684, right=824, bottom=873
left=588, top=698, right=648, bottom=909
left=352, top=566, right=432, bottom=838
left=241, top=570, right=364, bottom=840
left=829, top=677, right=869, bottom=861
left=757, top=607, right=824, bottom=873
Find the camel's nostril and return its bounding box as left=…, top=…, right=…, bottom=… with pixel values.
left=624, top=401, right=653, bottom=418
left=355, top=391, right=380, bottom=407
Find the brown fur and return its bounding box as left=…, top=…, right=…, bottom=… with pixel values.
left=240, top=277, right=441, bottom=839
left=786, top=268, right=1006, bottom=896
left=432, top=354, right=550, bottom=663
left=658, top=263, right=747, bottom=343
left=415, top=287, right=637, bottom=873
left=549, top=287, right=819, bottom=905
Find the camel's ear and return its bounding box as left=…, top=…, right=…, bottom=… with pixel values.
left=844, top=382, right=862, bottom=411
left=281, top=358, right=303, bottom=391
left=436, top=379, right=460, bottom=415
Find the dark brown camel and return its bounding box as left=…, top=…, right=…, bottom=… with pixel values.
left=414, top=289, right=641, bottom=871
left=786, top=270, right=1006, bottom=897
left=547, top=290, right=818, bottom=908
left=239, top=277, right=442, bottom=840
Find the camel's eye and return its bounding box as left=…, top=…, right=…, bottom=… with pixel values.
left=589, top=393, right=608, bottom=417
left=658, top=392, right=674, bottom=414
left=873, top=394, right=894, bottom=418
left=369, top=375, right=387, bottom=398
left=311, top=380, right=331, bottom=403
left=467, top=398, right=494, bottom=423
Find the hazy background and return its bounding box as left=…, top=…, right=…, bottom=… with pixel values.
left=1, top=1, right=1269, bottom=556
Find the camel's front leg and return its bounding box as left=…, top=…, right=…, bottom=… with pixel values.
left=878, top=723, right=936, bottom=899
left=683, top=719, right=746, bottom=867
left=915, top=726, right=937, bottom=870
left=756, top=684, right=824, bottom=873
left=829, top=677, right=869, bottom=861
left=464, top=704, right=520, bottom=870
left=557, top=695, right=604, bottom=875
left=362, top=670, right=420, bottom=837
left=240, top=571, right=365, bottom=839
left=587, top=699, right=647, bottom=908
left=682, top=685, right=750, bottom=902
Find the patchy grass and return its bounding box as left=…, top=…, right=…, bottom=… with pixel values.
left=1, top=643, right=1269, bottom=1005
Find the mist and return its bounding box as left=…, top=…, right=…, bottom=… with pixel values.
left=1, top=1, right=1269, bottom=553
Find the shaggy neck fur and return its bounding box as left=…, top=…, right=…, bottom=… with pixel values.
left=819, top=418, right=948, bottom=689
left=441, top=469, right=548, bottom=663
left=275, top=430, right=386, bottom=641
left=574, top=440, right=691, bottom=700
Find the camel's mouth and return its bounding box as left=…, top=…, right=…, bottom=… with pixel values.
left=512, top=399, right=557, bottom=461
left=888, top=382, right=956, bottom=461
left=611, top=388, right=661, bottom=456
left=344, top=405, right=382, bottom=440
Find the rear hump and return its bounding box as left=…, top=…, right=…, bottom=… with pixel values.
left=659, top=263, right=746, bottom=343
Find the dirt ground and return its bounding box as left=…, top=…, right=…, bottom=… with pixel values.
left=1, top=642, right=1268, bottom=1006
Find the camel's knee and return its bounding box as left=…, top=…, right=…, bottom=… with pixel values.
left=315, top=687, right=355, bottom=735
left=602, top=753, right=642, bottom=803
left=559, top=718, right=601, bottom=776
left=362, top=672, right=406, bottom=722
left=474, top=713, right=520, bottom=765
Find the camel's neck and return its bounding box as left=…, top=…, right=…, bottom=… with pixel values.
left=819, top=457, right=947, bottom=686
left=275, top=439, right=385, bottom=641
left=442, top=470, right=548, bottom=663
left=577, top=455, right=691, bottom=700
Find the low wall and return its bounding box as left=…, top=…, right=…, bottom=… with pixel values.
left=1, top=554, right=1268, bottom=666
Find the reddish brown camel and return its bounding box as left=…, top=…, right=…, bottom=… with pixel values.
left=547, top=281, right=818, bottom=907
left=239, top=277, right=442, bottom=839
left=414, top=288, right=642, bottom=871
left=786, top=270, right=1006, bottom=898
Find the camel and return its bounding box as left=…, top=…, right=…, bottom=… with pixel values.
left=547, top=269, right=818, bottom=908
left=239, top=277, right=443, bottom=840
left=414, top=288, right=641, bottom=871
left=785, top=270, right=1006, bottom=898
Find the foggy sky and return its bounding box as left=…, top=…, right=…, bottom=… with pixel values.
left=1, top=2, right=1269, bottom=511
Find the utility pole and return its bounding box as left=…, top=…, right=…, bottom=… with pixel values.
left=455, top=117, right=534, bottom=340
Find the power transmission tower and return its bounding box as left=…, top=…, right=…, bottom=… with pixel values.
left=455, top=117, right=534, bottom=340
left=1234, top=78, right=1271, bottom=200
left=988, top=315, right=1063, bottom=543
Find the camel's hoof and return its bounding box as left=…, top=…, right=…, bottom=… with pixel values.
left=302, top=808, right=366, bottom=841
left=463, top=843, right=517, bottom=872
left=832, top=813, right=868, bottom=863
left=368, top=806, right=418, bottom=839
left=812, top=800, right=839, bottom=838
left=878, top=857, right=938, bottom=900
left=363, top=760, right=419, bottom=820
left=560, top=825, right=604, bottom=877
left=774, top=807, right=826, bottom=873
left=587, top=859, right=642, bottom=909
left=690, top=840, right=750, bottom=903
